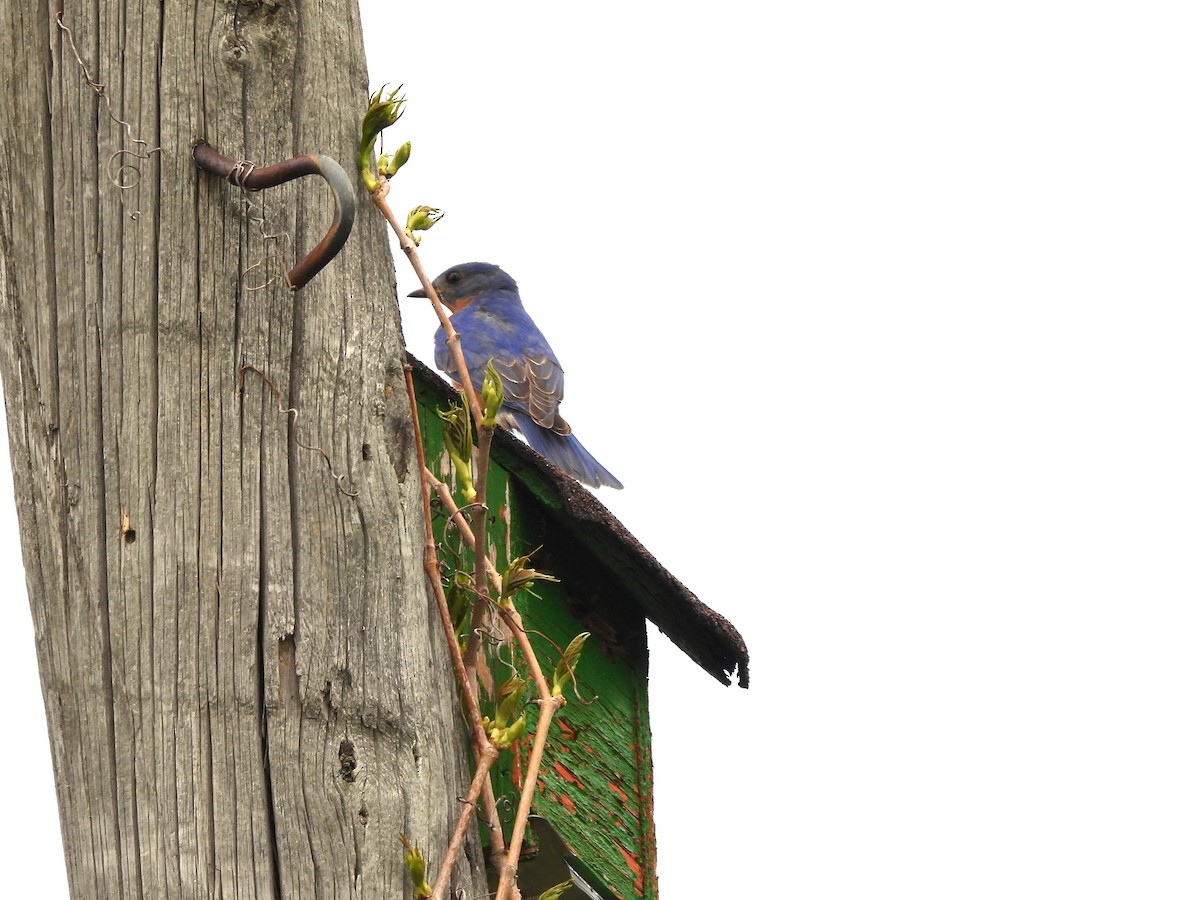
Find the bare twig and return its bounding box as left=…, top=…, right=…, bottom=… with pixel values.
left=369, top=180, right=482, bottom=424
left=492, top=603, right=562, bottom=900
left=462, top=418, right=496, bottom=720
left=406, top=360, right=509, bottom=886
left=494, top=694, right=564, bottom=900
left=431, top=741, right=500, bottom=900
left=423, top=470, right=564, bottom=900
left=403, top=366, right=489, bottom=750
left=377, top=175, right=496, bottom=729
left=426, top=469, right=503, bottom=594
left=371, top=176, right=497, bottom=696
left=369, top=161, right=542, bottom=900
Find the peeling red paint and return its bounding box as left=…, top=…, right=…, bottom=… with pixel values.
left=609, top=817, right=632, bottom=835
left=553, top=760, right=586, bottom=788
left=558, top=792, right=577, bottom=814
left=612, top=839, right=645, bottom=895
left=556, top=718, right=577, bottom=740
left=607, top=779, right=639, bottom=817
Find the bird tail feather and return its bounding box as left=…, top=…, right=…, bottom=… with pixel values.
left=510, top=412, right=623, bottom=489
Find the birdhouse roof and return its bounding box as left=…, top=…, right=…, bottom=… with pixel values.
left=409, top=355, right=749, bottom=688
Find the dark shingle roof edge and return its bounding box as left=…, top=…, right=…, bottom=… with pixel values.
left=409, top=354, right=749, bottom=688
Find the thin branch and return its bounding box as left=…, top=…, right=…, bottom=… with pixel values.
left=370, top=180, right=482, bottom=425
left=404, top=365, right=508, bottom=875
left=494, top=692, right=564, bottom=900
left=427, top=469, right=503, bottom=594
left=424, top=469, right=564, bottom=900
left=403, top=365, right=489, bottom=752
left=431, top=741, right=500, bottom=900
left=423, top=469, right=510, bottom=866
left=370, top=170, right=542, bottom=900
left=462, top=417, right=496, bottom=709
left=492, top=605, right=561, bottom=900
left=372, top=178, right=497, bottom=717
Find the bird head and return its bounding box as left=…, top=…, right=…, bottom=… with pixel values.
left=408, top=262, right=518, bottom=313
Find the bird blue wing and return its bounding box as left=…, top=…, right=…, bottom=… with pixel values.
left=437, top=301, right=568, bottom=430
left=434, top=289, right=622, bottom=489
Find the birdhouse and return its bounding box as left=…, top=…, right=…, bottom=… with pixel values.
left=409, top=357, right=749, bottom=900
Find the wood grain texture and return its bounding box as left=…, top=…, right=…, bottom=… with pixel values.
left=0, top=1, right=484, bottom=896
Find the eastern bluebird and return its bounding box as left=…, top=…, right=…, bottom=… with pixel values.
left=408, top=262, right=623, bottom=490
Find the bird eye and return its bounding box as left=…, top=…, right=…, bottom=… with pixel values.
left=446, top=270, right=462, bottom=284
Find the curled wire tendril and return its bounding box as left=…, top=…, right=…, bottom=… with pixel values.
left=226, top=160, right=294, bottom=291
left=239, top=365, right=359, bottom=497
left=55, top=12, right=161, bottom=220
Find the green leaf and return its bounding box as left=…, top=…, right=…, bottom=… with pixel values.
left=492, top=713, right=526, bottom=749
left=500, top=551, right=559, bottom=608
left=399, top=835, right=433, bottom=898
left=537, top=881, right=575, bottom=900
left=359, top=84, right=406, bottom=191
left=405, top=205, right=444, bottom=244
left=482, top=358, right=505, bottom=427
left=437, top=402, right=475, bottom=502
left=377, top=141, right=411, bottom=177
left=495, top=674, right=526, bottom=727
left=552, top=632, right=590, bottom=698
left=445, top=570, right=474, bottom=636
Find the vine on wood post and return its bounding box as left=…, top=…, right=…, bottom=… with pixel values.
left=360, top=86, right=589, bottom=900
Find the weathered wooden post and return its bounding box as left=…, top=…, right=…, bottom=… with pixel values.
left=0, top=2, right=484, bottom=895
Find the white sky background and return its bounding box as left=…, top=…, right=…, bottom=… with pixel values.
left=3, top=2, right=1200, bottom=896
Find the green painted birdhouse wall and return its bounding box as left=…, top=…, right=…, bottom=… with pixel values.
left=410, top=358, right=748, bottom=900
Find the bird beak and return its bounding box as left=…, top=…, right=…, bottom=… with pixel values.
left=407, top=287, right=427, bottom=298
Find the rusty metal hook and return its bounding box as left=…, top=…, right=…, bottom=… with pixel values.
left=193, top=141, right=356, bottom=291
